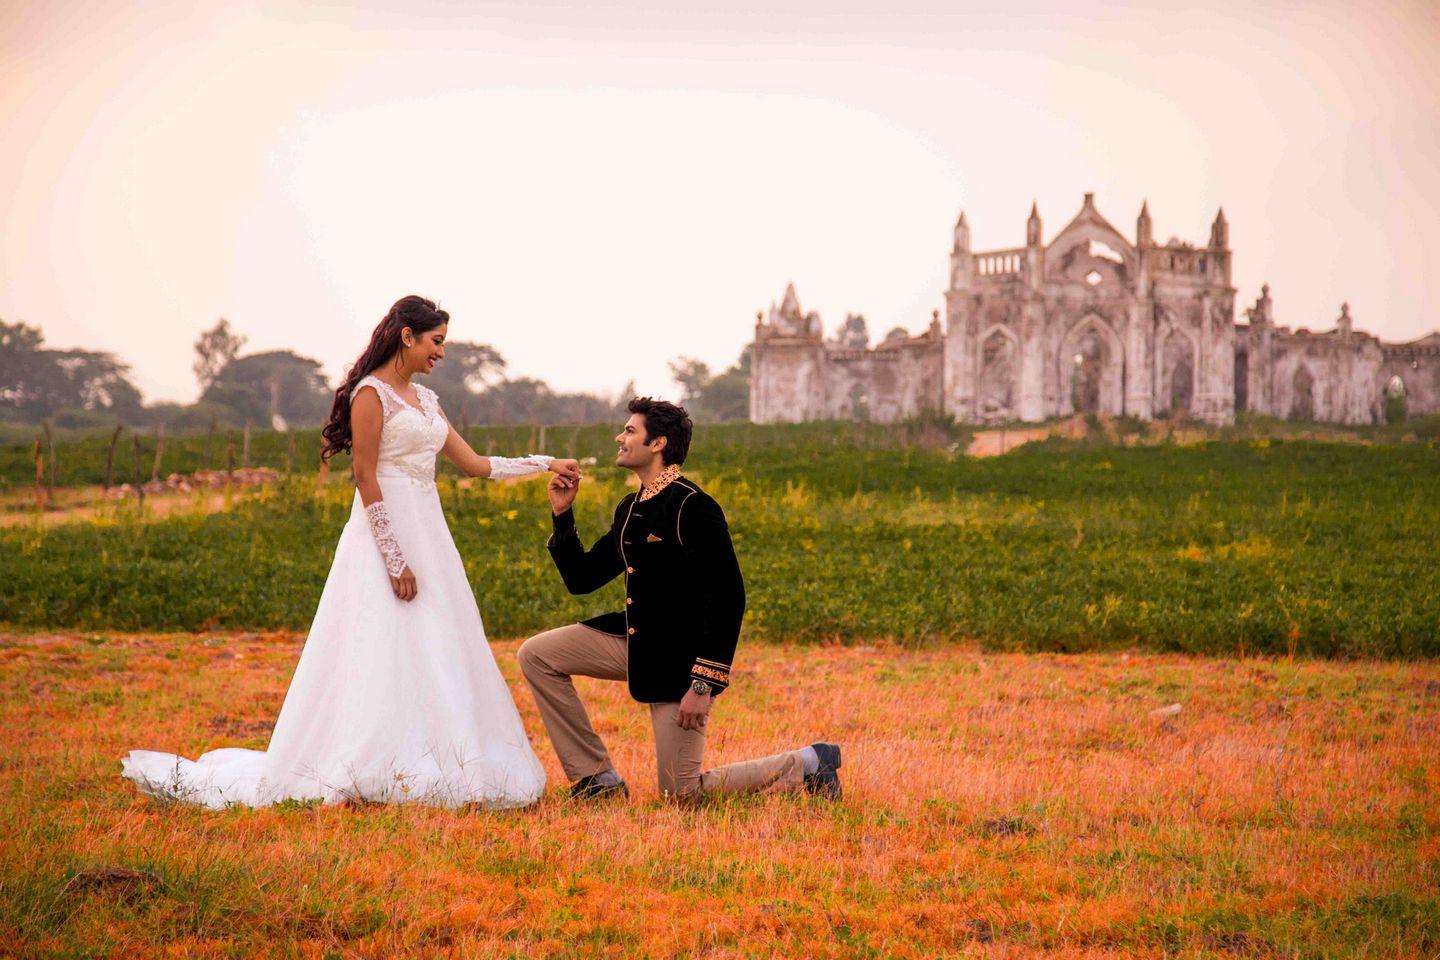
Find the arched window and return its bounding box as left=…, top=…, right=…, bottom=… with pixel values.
left=1290, top=365, right=1315, bottom=421
left=977, top=330, right=1017, bottom=421
left=1071, top=329, right=1106, bottom=414
left=1234, top=348, right=1249, bottom=412
left=1162, top=332, right=1194, bottom=417
left=1385, top=375, right=1406, bottom=424
left=849, top=381, right=870, bottom=421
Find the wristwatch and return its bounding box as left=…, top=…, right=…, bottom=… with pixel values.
left=690, top=679, right=712, bottom=697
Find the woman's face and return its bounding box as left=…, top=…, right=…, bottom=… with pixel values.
left=403, top=323, right=447, bottom=374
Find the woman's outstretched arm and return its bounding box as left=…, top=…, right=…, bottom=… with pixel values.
left=438, top=413, right=581, bottom=483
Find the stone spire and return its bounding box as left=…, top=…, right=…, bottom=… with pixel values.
left=1210, top=207, right=1229, bottom=249
left=953, top=210, right=969, bottom=252
left=950, top=211, right=975, bottom=291
left=779, top=282, right=801, bottom=319
left=1026, top=201, right=1042, bottom=247
left=1137, top=199, right=1152, bottom=247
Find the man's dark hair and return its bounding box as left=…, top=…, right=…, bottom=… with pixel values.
left=627, top=397, right=692, bottom=466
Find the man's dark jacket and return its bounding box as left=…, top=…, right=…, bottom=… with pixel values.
left=547, top=474, right=745, bottom=703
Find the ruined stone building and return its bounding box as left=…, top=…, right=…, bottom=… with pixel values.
left=750, top=194, right=1438, bottom=425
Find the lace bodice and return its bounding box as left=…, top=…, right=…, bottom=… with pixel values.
left=351, top=375, right=450, bottom=485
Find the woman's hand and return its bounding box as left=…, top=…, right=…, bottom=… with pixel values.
left=390, top=566, right=417, bottom=602
left=548, top=458, right=582, bottom=485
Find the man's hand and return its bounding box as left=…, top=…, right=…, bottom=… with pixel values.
left=676, top=688, right=712, bottom=731
left=389, top=565, right=417, bottom=602
left=548, top=472, right=580, bottom=516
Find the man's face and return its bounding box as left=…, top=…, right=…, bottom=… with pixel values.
left=614, top=413, right=664, bottom=469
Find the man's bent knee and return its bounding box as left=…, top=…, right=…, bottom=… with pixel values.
left=516, top=633, right=550, bottom=679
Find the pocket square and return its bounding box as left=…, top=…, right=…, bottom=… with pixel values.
left=646, top=533, right=663, bottom=543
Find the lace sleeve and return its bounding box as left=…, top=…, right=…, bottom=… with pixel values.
left=365, top=501, right=408, bottom=577
left=488, top=454, right=554, bottom=479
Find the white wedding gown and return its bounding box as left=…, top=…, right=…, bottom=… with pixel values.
left=121, top=375, right=547, bottom=809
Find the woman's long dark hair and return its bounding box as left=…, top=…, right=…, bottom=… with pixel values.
left=321, top=295, right=450, bottom=462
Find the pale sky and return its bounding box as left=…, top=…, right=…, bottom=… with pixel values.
left=3, top=0, right=1437, bottom=405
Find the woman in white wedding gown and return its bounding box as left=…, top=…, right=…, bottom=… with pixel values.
left=122, top=296, right=576, bottom=809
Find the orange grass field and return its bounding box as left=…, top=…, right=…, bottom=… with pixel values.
left=2, top=630, right=1437, bottom=958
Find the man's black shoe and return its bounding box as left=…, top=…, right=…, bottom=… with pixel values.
left=570, top=773, right=629, bottom=801
left=803, top=742, right=842, bottom=799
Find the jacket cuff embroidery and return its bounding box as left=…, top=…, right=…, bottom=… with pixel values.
left=691, top=658, right=731, bottom=690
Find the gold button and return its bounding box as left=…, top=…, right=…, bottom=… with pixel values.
left=627, top=627, right=636, bottom=636
left=626, top=566, right=635, bottom=574
left=625, top=597, right=633, bottom=605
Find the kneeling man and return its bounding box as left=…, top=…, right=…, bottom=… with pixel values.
left=519, top=398, right=841, bottom=802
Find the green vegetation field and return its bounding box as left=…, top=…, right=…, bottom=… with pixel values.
left=2, top=424, right=1436, bottom=657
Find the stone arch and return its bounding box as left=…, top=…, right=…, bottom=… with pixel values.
left=975, top=324, right=1020, bottom=422
left=1046, top=222, right=1139, bottom=281
left=848, top=380, right=871, bottom=421
left=1383, top=374, right=1406, bottom=424
left=1233, top=346, right=1249, bottom=412
left=1060, top=315, right=1125, bottom=417
left=1289, top=363, right=1315, bottom=420
left=1159, top=326, right=1197, bottom=418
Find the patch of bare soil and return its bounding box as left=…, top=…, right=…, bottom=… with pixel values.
left=965, top=415, right=1088, bottom=456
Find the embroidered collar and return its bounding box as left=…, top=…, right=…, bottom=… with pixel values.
left=638, top=464, right=682, bottom=501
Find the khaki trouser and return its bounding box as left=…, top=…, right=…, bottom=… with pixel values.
left=518, top=623, right=806, bottom=799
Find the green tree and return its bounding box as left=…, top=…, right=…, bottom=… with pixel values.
left=468, top=377, right=622, bottom=425
left=426, top=340, right=506, bottom=426
left=203, top=350, right=332, bottom=428
left=667, top=345, right=750, bottom=421
left=1, top=319, right=145, bottom=424
left=0, top=320, right=48, bottom=420
left=192, top=318, right=247, bottom=392
left=48, top=349, right=144, bottom=423
left=669, top=357, right=713, bottom=407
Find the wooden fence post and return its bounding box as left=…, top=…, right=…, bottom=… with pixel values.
left=226, top=432, right=235, bottom=485
left=33, top=438, right=44, bottom=510
left=316, top=433, right=329, bottom=493
left=41, top=422, right=55, bottom=498
left=104, top=424, right=123, bottom=490
left=241, top=421, right=252, bottom=469
left=151, top=423, right=166, bottom=484
left=286, top=429, right=295, bottom=476
left=132, top=433, right=145, bottom=506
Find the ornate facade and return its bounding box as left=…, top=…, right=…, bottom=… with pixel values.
left=751, top=194, right=1438, bottom=426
